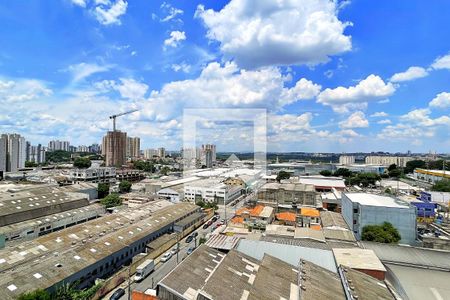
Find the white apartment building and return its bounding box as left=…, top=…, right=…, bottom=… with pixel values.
left=48, top=140, right=70, bottom=151
left=70, top=167, right=116, bottom=184
left=77, top=145, right=89, bottom=152
left=184, top=179, right=242, bottom=204
left=1, top=133, right=26, bottom=172
left=364, top=155, right=413, bottom=167
left=339, top=155, right=355, bottom=165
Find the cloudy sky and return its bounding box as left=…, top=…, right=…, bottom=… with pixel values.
left=0, top=0, right=449, bottom=153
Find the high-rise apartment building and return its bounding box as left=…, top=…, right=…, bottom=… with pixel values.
left=103, top=131, right=127, bottom=167
left=201, top=144, right=216, bottom=167
left=48, top=140, right=70, bottom=152
left=144, top=147, right=165, bottom=159
left=0, top=133, right=27, bottom=172
left=126, top=137, right=140, bottom=159
left=339, top=155, right=355, bottom=165
left=158, top=147, right=165, bottom=158
left=29, top=144, right=46, bottom=164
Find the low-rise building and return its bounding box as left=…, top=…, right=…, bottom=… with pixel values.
left=257, top=182, right=317, bottom=208
left=116, top=169, right=144, bottom=182
left=184, top=179, right=242, bottom=204
left=413, top=169, right=450, bottom=184
left=341, top=193, right=417, bottom=244
left=299, top=175, right=346, bottom=192
left=333, top=248, right=387, bottom=280
left=69, top=167, right=116, bottom=184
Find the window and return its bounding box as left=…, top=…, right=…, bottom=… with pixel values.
left=353, top=220, right=357, bottom=225
left=353, top=208, right=358, bottom=214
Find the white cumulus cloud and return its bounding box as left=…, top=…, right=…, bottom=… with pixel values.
left=429, top=92, right=450, bottom=108
left=339, top=111, right=369, bottom=128
left=317, top=74, right=395, bottom=113
left=164, top=31, right=186, bottom=49
left=195, top=0, right=352, bottom=69
left=370, top=111, right=388, bottom=117
left=94, top=0, right=128, bottom=25
left=390, top=66, right=428, bottom=82
left=431, top=54, right=450, bottom=70
left=401, top=108, right=450, bottom=127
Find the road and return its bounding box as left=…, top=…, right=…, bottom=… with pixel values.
left=108, top=193, right=252, bottom=300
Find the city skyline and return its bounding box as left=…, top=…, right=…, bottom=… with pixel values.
left=0, top=1, right=449, bottom=152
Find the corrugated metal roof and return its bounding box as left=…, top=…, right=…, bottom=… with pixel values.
left=236, top=239, right=337, bottom=273
left=205, top=234, right=240, bottom=250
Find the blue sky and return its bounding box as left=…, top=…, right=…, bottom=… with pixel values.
left=0, top=0, right=449, bottom=153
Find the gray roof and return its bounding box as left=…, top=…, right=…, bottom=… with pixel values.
left=259, top=182, right=315, bottom=192
left=259, top=235, right=331, bottom=250
left=361, top=242, right=450, bottom=271
left=300, top=260, right=345, bottom=300
left=323, top=228, right=356, bottom=242
left=385, top=263, right=450, bottom=300
left=340, top=267, right=394, bottom=300
left=320, top=211, right=349, bottom=229
left=236, top=239, right=337, bottom=273
left=204, top=234, right=240, bottom=251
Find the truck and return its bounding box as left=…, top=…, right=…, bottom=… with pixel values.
left=134, top=259, right=155, bottom=282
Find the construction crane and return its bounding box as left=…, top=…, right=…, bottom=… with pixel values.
left=109, top=109, right=138, bottom=131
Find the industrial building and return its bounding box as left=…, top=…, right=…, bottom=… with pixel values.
left=69, top=167, right=116, bottom=184
left=0, top=201, right=201, bottom=299
left=0, top=203, right=105, bottom=245
left=298, top=176, right=346, bottom=192
left=0, top=185, right=90, bottom=227
left=413, top=168, right=450, bottom=184
left=257, top=182, right=317, bottom=208
left=341, top=164, right=386, bottom=174
left=341, top=193, right=417, bottom=244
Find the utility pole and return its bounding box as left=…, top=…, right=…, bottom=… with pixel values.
left=127, top=245, right=131, bottom=300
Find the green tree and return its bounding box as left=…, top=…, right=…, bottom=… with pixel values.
left=100, top=193, right=122, bottom=208
left=18, top=289, right=51, bottom=300
left=319, top=170, right=333, bottom=177
left=25, top=161, right=38, bottom=168
left=160, top=166, right=170, bottom=175
left=46, top=150, right=72, bottom=163
left=97, top=183, right=109, bottom=199
left=431, top=180, right=450, bottom=192
left=133, top=160, right=155, bottom=172
left=361, top=222, right=401, bottom=243
left=388, top=168, right=402, bottom=178
left=384, top=188, right=392, bottom=194
left=388, top=164, right=397, bottom=172
left=334, top=168, right=352, bottom=178
left=119, top=180, right=132, bottom=193
left=276, top=170, right=291, bottom=182
left=199, top=237, right=207, bottom=245
left=73, top=157, right=91, bottom=168
left=404, top=159, right=426, bottom=174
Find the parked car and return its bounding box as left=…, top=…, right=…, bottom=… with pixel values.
left=110, top=288, right=125, bottom=300
left=170, top=247, right=178, bottom=255
left=203, top=223, right=210, bottom=229
left=186, top=235, right=194, bottom=243
left=192, top=232, right=198, bottom=237
left=160, top=252, right=172, bottom=262
left=187, top=247, right=195, bottom=255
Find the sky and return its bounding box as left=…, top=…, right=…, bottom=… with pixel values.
left=0, top=0, right=449, bottom=153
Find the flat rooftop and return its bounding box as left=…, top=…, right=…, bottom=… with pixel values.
left=260, top=182, right=315, bottom=192
left=333, top=248, right=386, bottom=272
left=299, top=176, right=346, bottom=189
left=344, top=193, right=411, bottom=208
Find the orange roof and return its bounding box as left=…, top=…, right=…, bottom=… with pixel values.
left=235, top=205, right=265, bottom=217
left=310, top=224, right=322, bottom=231
left=300, top=207, right=320, bottom=218
left=231, top=216, right=244, bottom=224
left=276, top=212, right=296, bottom=222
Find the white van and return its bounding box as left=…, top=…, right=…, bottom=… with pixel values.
left=134, top=259, right=155, bottom=282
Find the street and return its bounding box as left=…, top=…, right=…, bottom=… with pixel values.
left=108, top=193, right=252, bottom=300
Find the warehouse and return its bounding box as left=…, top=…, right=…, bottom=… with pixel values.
left=0, top=201, right=200, bottom=299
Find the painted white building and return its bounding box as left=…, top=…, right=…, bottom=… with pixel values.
left=0, top=133, right=27, bottom=172
left=184, top=179, right=242, bottom=204
left=48, top=140, right=70, bottom=151
left=157, top=187, right=180, bottom=203
left=339, top=155, right=355, bottom=165
left=365, top=156, right=413, bottom=167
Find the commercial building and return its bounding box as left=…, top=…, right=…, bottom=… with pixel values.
left=0, top=133, right=26, bottom=172
left=339, top=155, right=355, bottom=165
left=257, top=182, right=317, bottom=208
left=126, top=136, right=141, bottom=159
left=413, top=168, right=450, bottom=184
left=365, top=155, right=413, bottom=167
left=341, top=193, right=417, bottom=244
left=69, top=167, right=116, bottom=184
left=184, top=179, right=242, bottom=204
left=0, top=201, right=200, bottom=299
left=299, top=176, right=346, bottom=192
left=47, top=140, right=70, bottom=152
left=102, top=131, right=127, bottom=167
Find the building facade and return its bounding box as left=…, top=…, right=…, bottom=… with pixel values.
left=339, top=155, right=355, bottom=165
left=256, top=182, right=317, bottom=208
left=126, top=136, right=140, bottom=159
left=413, top=169, right=450, bottom=184
left=0, top=133, right=27, bottom=172
left=48, top=140, right=70, bottom=152
left=364, top=156, right=413, bottom=167
left=341, top=193, right=417, bottom=244
left=103, top=131, right=127, bottom=167
left=70, top=167, right=116, bottom=184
